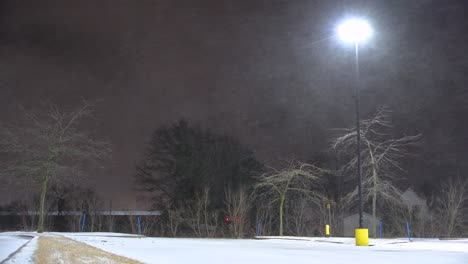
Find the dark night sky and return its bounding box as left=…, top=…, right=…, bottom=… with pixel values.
left=1, top=0, right=468, bottom=208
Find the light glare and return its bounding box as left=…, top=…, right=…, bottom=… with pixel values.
left=337, top=18, right=372, bottom=44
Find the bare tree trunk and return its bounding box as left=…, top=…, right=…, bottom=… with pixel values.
left=21, top=215, right=27, bottom=230
left=371, top=171, right=378, bottom=238
left=128, top=215, right=137, bottom=234
left=108, top=200, right=113, bottom=232
left=97, top=214, right=103, bottom=232
left=279, top=195, right=285, bottom=236
left=30, top=210, right=37, bottom=231
left=224, top=186, right=250, bottom=238
left=368, top=142, right=378, bottom=238
left=196, top=200, right=202, bottom=237
left=203, top=188, right=210, bottom=237
left=37, top=175, right=48, bottom=233
left=256, top=204, right=273, bottom=236
left=168, top=209, right=182, bottom=237
left=372, top=183, right=377, bottom=238
left=286, top=197, right=308, bottom=236
left=91, top=198, right=97, bottom=232
left=187, top=189, right=212, bottom=237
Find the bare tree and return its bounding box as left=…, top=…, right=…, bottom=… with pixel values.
left=255, top=162, right=325, bottom=236
left=167, top=207, right=185, bottom=237
left=284, top=194, right=310, bottom=236
left=383, top=199, right=412, bottom=236
left=0, top=101, right=111, bottom=233
left=140, top=215, right=160, bottom=236
left=332, top=107, right=421, bottom=238
left=186, top=187, right=219, bottom=237
left=224, top=185, right=251, bottom=238
left=433, top=177, right=467, bottom=237
left=127, top=215, right=138, bottom=234
left=255, top=200, right=275, bottom=236
left=107, top=200, right=115, bottom=233
left=9, top=195, right=39, bottom=231
left=87, top=192, right=102, bottom=232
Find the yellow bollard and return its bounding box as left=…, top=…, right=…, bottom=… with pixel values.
left=325, top=224, right=330, bottom=237
left=355, top=228, right=369, bottom=246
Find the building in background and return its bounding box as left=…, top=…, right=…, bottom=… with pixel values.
left=343, top=212, right=381, bottom=237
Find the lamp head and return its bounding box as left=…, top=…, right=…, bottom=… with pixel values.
left=337, top=18, right=372, bottom=44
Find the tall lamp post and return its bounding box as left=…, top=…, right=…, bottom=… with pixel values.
left=337, top=18, right=372, bottom=246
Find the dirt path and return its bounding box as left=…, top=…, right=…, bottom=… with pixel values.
left=36, top=236, right=143, bottom=264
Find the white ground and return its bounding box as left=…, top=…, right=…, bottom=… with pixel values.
left=2, top=232, right=468, bottom=264
left=0, top=233, right=36, bottom=264
left=64, top=234, right=468, bottom=264
left=0, top=235, right=28, bottom=261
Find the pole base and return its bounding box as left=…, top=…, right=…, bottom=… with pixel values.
left=325, top=224, right=330, bottom=237
left=355, top=228, right=369, bottom=246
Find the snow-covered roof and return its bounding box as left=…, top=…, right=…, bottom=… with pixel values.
left=402, top=188, right=427, bottom=207
left=344, top=212, right=381, bottom=220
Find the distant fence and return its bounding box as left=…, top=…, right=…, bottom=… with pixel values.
left=0, top=210, right=161, bottom=233
left=0, top=210, right=161, bottom=216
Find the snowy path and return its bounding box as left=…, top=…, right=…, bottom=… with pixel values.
left=64, top=234, right=468, bottom=264
left=0, top=234, right=35, bottom=263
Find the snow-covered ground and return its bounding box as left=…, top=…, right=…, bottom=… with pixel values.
left=63, top=234, right=468, bottom=264
left=2, top=232, right=468, bottom=264
left=0, top=235, right=27, bottom=261
left=0, top=233, right=35, bottom=263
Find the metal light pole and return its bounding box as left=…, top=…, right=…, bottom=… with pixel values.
left=337, top=17, right=372, bottom=246
left=326, top=202, right=332, bottom=237
left=354, top=41, right=363, bottom=229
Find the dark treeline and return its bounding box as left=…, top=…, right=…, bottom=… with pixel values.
left=0, top=102, right=467, bottom=238
left=129, top=114, right=467, bottom=238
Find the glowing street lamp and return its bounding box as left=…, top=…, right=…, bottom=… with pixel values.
left=337, top=18, right=372, bottom=44
left=336, top=18, right=372, bottom=246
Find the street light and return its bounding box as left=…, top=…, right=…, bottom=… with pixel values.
left=337, top=17, right=372, bottom=246
left=337, top=18, right=372, bottom=44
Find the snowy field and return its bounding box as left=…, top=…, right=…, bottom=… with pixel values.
left=65, top=234, right=468, bottom=264
left=1, top=232, right=468, bottom=264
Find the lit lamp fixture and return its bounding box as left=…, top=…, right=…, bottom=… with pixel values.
left=337, top=18, right=372, bottom=44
